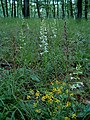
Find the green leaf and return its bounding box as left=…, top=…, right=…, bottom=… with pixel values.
left=30, top=75, right=40, bottom=82
left=6, top=117, right=12, bottom=120
left=0, top=112, right=3, bottom=120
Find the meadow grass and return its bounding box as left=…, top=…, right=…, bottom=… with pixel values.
left=0, top=18, right=90, bottom=120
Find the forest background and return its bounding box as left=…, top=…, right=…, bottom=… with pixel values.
left=0, top=0, right=90, bottom=19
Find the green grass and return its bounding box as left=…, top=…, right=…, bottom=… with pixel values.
left=0, top=18, right=90, bottom=120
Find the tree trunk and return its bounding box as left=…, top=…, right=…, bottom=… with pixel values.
left=23, top=0, right=30, bottom=18
left=57, top=0, right=59, bottom=18
left=77, top=0, right=82, bottom=19
left=5, top=0, right=8, bottom=17
left=62, top=0, right=65, bottom=19
left=70, top=0, right=73, bottom=17
left=14, top=0, right=16, bottom=17
left=17, top=0, right=19, bottom=17
left=11, top=2, right=13, bottom=17
left=53, top=0, right=55, bottom=18
left=1, top=0, right=6, bottom=17
left=36, top=0, right=40, bottom=18
left=45, top=0, right=49, bottom=18
left=85, top=0, right=88, bottom=20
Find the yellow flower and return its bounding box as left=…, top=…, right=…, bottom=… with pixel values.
left=45, top=94, right=49, bottom=99
left=52, top=87, right=57, bottom=92
left=70, top=93, right=74, bottom=96
left=48, top=98, right=53, bottom=104
left=47, top=94, right=53, bottom=99
left=54, top=108, right=58, bottom=113
left=54, top=98, right=60, bottom=103
left=72, top=113, right=76, bottom=119
left=57, top=105, right=60, bottom=109
left=56, top=80, right=59, bottom=84
left=35, top=90, right=40, bottom=97
left=29, top=89, right=34, bottom=95
left=41, top=96, right=46, bottom=101
left=27, top=95, right=31, bottom=100
left=66, top=101, right=71, bottom=107
left=57, top=88, right=62, bottom=94
left=66, top=89, right=69, bottom=94
left=49, top=92, right=53, bottom=96
left=33, top=103, right=37, bottom=108
left=65, top=117, right=70, bottom=120
left=35, top=109, right=41, bottom=113
left=62, top=82, right=66, bottom=86
left=50, top=82, right=54, bottom=85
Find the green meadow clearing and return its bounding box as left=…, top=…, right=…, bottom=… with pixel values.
left=0, top=18, right=90, bottom=120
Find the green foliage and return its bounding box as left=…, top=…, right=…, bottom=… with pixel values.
left=0, top=18, right=90, bottom=120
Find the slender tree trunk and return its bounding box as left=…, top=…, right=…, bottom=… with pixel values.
left=53, top=0, right=55, bottom=18
left=57, top=0, right=59, bottom=18
left=45, top=0, right=49, bottom=18
left=8, top=0, right=11, bottom=17
left=46, top=5, right=49, bottom=18
left=23, top=0, right=30, bottom=18
left=36, top=0, right=40, bottom=18
left=62, top=0, right=65, bottom=19
left=5, top=0, right=8, bottom=17
left=14, top=0, right=16, bottom=17
left=77, top=0, right=82, bottom=19
left=70, top=0, right=73, bottom=17
left=17, top=0, right=19, bottom=17
left=1, top=0, right=6, bottom=17
left=11, top=2, right=13, bottom=17
left=85, top=0, right=88, bottom=20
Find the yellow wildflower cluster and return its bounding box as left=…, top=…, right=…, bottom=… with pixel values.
left=50, top=82, right=54, bottom=85
left=57, top=105, right=60, bottom=109
left=70, top=93, right=74, bottom=96
left=35, top=90, right=40, bottom=99
left=54, top=98, right=60, bottom=103
left=52, top=87, right=62, bottom=94
left=72, top=113, right=76, bottom=119
left=29, top=89, right=34, bottom=95
left=48, top=99, right=53, bottom=103
left=55, top=80, right=60, bottom=84
left=41, top=91, right=61, bottom=104
left=62, top=82, right=66, bottom=86
left=65, top=89, right=69, bottom=94
left=41, top=92, right=54, bottom=103
left=41, top=96, right=46, bottom=101
left=27, top=95, right=31, bottom=100
left=35, top=109, right=41, bottom=113
left=33, top=103, right=38, bottom=108
left=52, top=87, right=57, bottom=92
left=65, top=117, right=70, bottom=120
left=66, top=101, right=71, bottom=107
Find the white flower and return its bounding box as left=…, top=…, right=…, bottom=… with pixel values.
left=70, top=73, right=72, bottom=76
left=20, top=46, right=22, bottom=49
left=44, top=50, right=48, bottom=53
left=71, top=82, right=84, bottom=90
left=39, top=19, right=48, bottom=55
left=40, top=52, right=44, bottom=56
left=27, top=23, right=29, bottom=30
left=24, top=43, right=26, bottom=45
left=54, top=34, right=56, bottom=38
left=41, top=40, right=46, bottom=44
left=45, top=43, right=48, bottom=46
left=44, top=36, right=47, bottom=41
left=39, top=44, right=42, bottom=47
left=40, top=31, right=43, bottom=35
left=70, top=77, right=74, bottom=80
